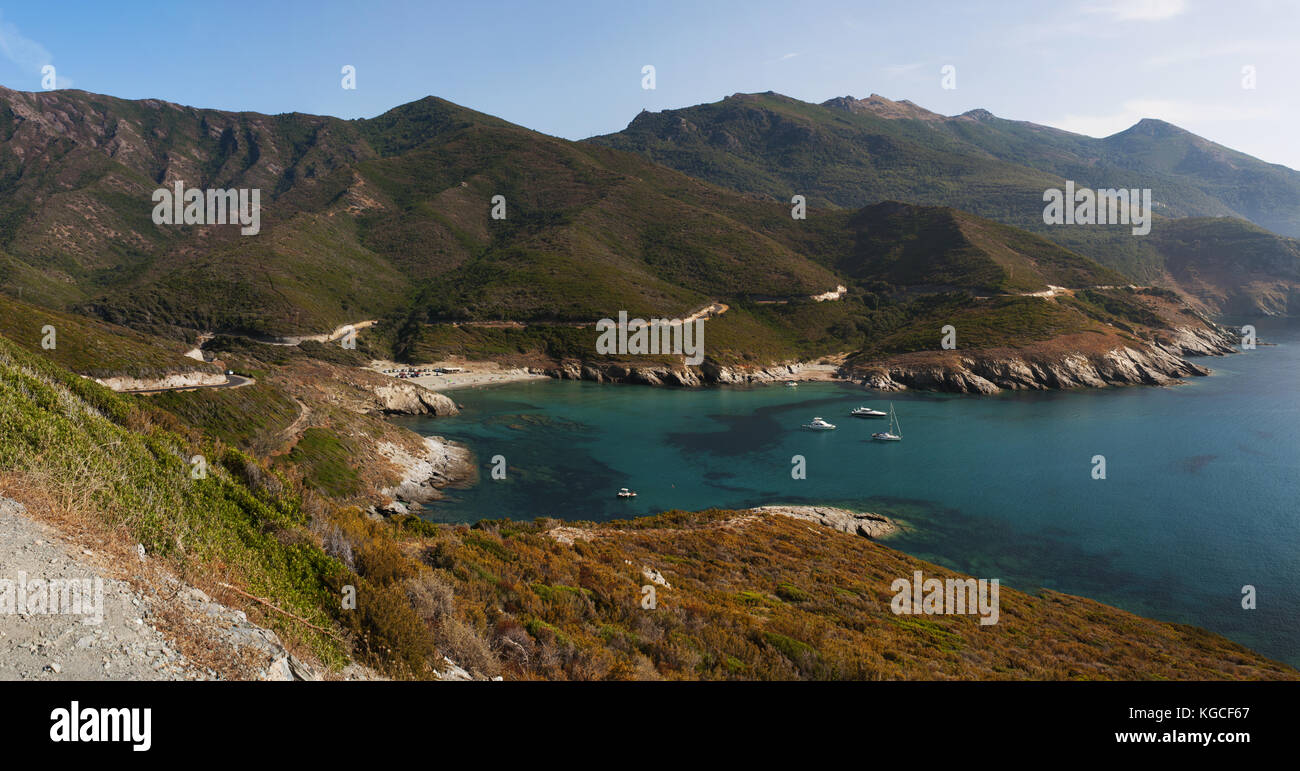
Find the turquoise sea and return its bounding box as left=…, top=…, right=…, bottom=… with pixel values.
left=396, top=318, right=1300, bottom=666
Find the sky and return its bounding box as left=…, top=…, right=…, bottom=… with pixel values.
left=1, top=0, right=1298, bottom=168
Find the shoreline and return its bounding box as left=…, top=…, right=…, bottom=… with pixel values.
left=377, top=361, right=843, bottom=392
left=416, top=369, right=550, bottom=391
left=368, top=359, right=549, bottom=391
left=381, top=318, right=1234, bottom=395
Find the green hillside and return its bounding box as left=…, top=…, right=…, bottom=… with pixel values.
left=0, top=89, right=837, bottom=341
left=838, top=202, right=1127, bottom=294
left=1, top=330, right=1292, bottom=681
left=1149, top=218, right=1300, bottom=315
left=0, top=86, right=1186, bottom=369
left=0, top=334, right=353, bottom=668
left=590, top=91, right=1300, bottom=236
left=0, top=293, right=217, bottom=379
left=588, top=92, right=1300, bottom=309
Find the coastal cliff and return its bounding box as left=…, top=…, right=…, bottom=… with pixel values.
left=377, top=436, right=475, bottom=505
left=540, top=323, right=1238, bottom=394
left=850, top=325, right=1236, bottom=394
left=543, top=359, right=833, bottom=387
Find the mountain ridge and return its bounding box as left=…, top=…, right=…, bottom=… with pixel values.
left=588, top=90, right=1300, bottom=314
left=1, top=83, right=1218, bottom=380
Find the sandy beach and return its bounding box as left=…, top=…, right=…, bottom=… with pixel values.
left=775, top=363, right=841, bottom=382
left=369, top=359, right=549, bottom=391
left=367, top=358, right=849, bottom=391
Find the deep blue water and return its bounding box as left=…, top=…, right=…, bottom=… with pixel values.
left=395, top=318, right=1300, bottom=666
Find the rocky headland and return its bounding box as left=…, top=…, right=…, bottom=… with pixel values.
left=536, top=323, right=1239, bottom=394
left=749, top=505, right=898, bottom=539
left=376, top=437, right=475, bottom=507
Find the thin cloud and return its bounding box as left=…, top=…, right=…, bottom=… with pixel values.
left=1047, top=99, right=1278, bottom=138
left=883, top=63, right=924, bottom=76
left=1015, top=0, right=1186, bottom=45
left=1143, top=40, right=1282, bottom=68
left=1084, top=0, right=1188, bottom=22
left=0, top=13, right=72, bottom=88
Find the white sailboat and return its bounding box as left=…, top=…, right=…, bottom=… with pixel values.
left=871, top=404, right=902, bottom=441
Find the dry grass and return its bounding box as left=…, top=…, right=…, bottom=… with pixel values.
left=381, top=511, right=1299, bottom=681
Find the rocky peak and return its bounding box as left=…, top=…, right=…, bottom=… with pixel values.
left=1124, top=117, right=1186, bottom=138
left=821, top=93, right=947, bottom=121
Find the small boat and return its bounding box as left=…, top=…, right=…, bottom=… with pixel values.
left=850, top=406, right=887, bottom=418
left=871, top=403, right=902, bottom=441
left=803, top=416, right=836, bottom=431
left=617, top=488, right=637, bottom=498
left=784, top=381, right=798, bottom=388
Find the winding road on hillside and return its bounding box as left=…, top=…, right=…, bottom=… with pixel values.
left=114, top=316, right=382, bottom=396
left=120, top=374, right=255, bottom=395
left=1003, top=283, right=1147, bottom=299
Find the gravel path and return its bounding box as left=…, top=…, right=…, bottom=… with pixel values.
left=0, top=498, right=202, bottom=680
left=0, top=497, right=321, bottom=681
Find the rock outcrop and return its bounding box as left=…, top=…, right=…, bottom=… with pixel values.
left=545, top=359, right=833, bottom=388
left=750, top=505, right=898, bottom=539
left=165, top=583, right=321, bottom=681
left=368, top=382, right=459, bottom=416
left=642, top=566, right=671, bottom=588
left=852, top=325, right=1236, bottom=394
left=540, top=324, right=1236, bottom=395
left=377, top=437, right=475, bottom=504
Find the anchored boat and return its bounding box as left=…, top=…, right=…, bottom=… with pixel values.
left=871, top=404, right=902, bottom=441
left=850, top=406, right=887, bottom=418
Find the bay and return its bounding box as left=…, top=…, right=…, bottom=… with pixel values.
left=395, top=317, right=1300, bottom=666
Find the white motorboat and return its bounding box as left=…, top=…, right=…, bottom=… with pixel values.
left=871, top=404, right=902, bottom=441
left=617, top=488, right=637, bottom=498
left=850, top=406, right=887, bottom=418
left=803, top=416, right=837, bottom=431
left=785, top=381, right=798, bottom=388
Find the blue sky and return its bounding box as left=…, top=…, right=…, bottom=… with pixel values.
left=2, top=0, right=1298, bottom=167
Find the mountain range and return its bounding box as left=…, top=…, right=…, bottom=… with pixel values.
left=2, top=83, right=1298, bottom=682
left=0, top=84, right=1296, bottom=381
left=591, top=91, right=1300, bottom=314
left=593, top=92, right=1300, bottom=233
